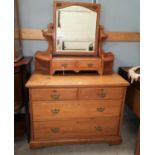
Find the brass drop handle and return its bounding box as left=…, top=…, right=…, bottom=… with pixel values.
left=51, top=94, right=60, bottom=100
left=51, top=127, right=60, bottom=133
left=97, top=89, right=106, bottom=98
left=95, top=126, right=103, bottom=132
left=51, top=109, right=60, bottom=114
left=87, top=63, right=93, bottom=68
left=96, top=107, right=104, bottom=112
left=61, top=64, right=68, bottom=68
left=97, top=93, right=106, bottom=98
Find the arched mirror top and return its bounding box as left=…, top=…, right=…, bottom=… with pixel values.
left=53, top=1, right=101, bottom=56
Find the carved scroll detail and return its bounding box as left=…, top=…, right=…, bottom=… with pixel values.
left=99, top=25, right=108, bottom=56
left=34, top=23, right=54, bottom=74
left=99, top=25, right=114, bottom=74
left=42, top=23, right=54, bottom=55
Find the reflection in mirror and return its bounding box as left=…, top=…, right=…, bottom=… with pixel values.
left=56, top=6, right=97, bottom=52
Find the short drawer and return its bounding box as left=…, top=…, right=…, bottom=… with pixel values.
left=79, top=87, right=124, bottom=100
left=32, top=100, right=122, bottom=121
left=77, top=60, right=101, bottom=68
left=31, top=88, right=78, bottom=101
left=33, top=117, right=119, bottom=141
left=52, top=60, right=75, bottom=70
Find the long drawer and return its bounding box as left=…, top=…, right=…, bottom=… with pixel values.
left=31, top=88, right=78, bottom=101
left=33, top=117, right=119, bottom=141
left=79, top=87, right=124, bottom=100
left=32, top=100, right=122, bottom=121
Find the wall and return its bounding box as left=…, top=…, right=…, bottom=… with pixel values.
left=19, top=0, right=140, bottom=71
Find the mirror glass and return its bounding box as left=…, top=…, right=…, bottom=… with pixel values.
left=56, top=6, right=97, bottom=52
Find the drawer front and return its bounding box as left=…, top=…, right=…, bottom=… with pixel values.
left=31, top=88, right=78, bottom=101
left=77, top=60, right=101, bottom=68
left=52, top=60, right=75, bottom=70
left=32, top=100, right=122, bottom=121
left=33, top=117, right=119, bottom=140
left=79, top=87, right=124, bottom=100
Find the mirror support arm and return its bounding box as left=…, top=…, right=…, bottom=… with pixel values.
left=99, top=25, right=114, bottom=75
left=42, top=23, right=54, bottom=55
left=34, top=23, right=54, bottom=74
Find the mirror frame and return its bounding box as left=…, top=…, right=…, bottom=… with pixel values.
left=53, top=1, right=101, bottom=56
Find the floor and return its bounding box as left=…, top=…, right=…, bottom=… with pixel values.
left=14, top=106, right=139, bottom=155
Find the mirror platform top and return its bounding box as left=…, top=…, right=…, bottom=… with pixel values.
left=53, top=1, right=101, bottom=56
left=34, top=1, right=114, bottom=75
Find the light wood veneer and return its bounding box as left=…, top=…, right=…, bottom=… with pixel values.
left=32, top=100, right=122, bottom=121
left=33, top=117, right=119, bottom=141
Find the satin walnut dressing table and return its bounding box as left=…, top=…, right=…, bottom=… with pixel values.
left=26, top=1, right=129, bottom=149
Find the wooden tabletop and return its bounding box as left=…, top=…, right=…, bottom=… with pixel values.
left=26, top=72, right=129, bottom=88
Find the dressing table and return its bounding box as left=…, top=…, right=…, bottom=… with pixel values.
left=26, top=1, right=129, bottom=149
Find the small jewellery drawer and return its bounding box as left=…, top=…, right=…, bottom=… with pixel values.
left=31, top=88, right=78, bottom=101
left=52, top=60, right=75, bottom=70
left=33, top=117, right=119, bottom=140
left=32, top=100, right=122, bottom=121
left=77, top=60, right=101, bottom=68
left=79, top=87, right=124, bottom=100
